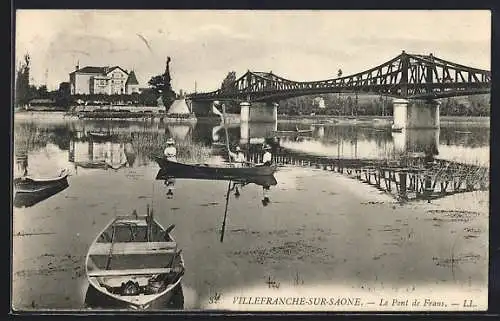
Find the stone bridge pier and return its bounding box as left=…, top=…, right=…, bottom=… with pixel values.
left=240, top=101, right=278, bottom=123
left=392, top=99, right=440, bottom=130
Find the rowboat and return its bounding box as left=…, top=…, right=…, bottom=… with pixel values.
left=88, top=131, right=112, bottom=139
left=155, top=168, right=278, bottom=187
left=154, top=157, right=278, bottom=177
left=85, top=209, right=185, bottom=310
left=14, top=170, right=69, bottom=193
left=14, top=181, right=69, bottom=208
left=272, top=129, right=313, bottom=136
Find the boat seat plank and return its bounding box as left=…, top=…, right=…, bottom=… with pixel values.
left=89, top=241, right=177, bottom=255
left=88, top=267, right=173, bottom=277
left=114, top=219, right=149, bottom=226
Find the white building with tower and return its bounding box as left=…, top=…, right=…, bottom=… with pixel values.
left=69, top=63, right=141, bottom=95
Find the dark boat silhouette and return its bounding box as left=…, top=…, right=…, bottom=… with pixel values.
left=155, top=168, right=277, bottom=187
left=154, top=157, right=277, bottom=178
left=14, top=170, right=69, bottom=193
left=13, top=181, right=69, bottom=208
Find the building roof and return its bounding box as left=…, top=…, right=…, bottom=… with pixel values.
left=104, top=66, right=129, bottom=76
left=70, top=66, right=107, bottom=75
left=125, top=70, right=139, bottom=86
left=167, top=99, right=191, bottom=115
left=70, top=66, right=129, bottom=75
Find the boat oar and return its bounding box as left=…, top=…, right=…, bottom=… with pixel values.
left=104, top=226, right=116, bottom=270
left=165, top=224, right=176, bottom=234
left=163, top=224, right=176, bottom=241
left=220, top=180, right=232, bottom=243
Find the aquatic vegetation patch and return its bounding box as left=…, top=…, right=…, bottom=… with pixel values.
left=232, top=240, right=329, bottom=264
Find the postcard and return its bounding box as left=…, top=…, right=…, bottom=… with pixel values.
left=12, top=9, right=490, bottom=312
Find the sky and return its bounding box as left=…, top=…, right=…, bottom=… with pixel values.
left=15, top=10, right=491, bottom=92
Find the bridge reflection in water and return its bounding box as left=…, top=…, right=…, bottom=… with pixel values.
left=233, top=123, right=488, bottom=203
left=62, top=119, right=487, bottom=204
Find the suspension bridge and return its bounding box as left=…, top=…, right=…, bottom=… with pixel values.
left=187, top=51, right=490, bottom=129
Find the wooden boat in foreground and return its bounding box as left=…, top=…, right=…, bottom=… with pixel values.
left=86, top=209, right=184, bottom=310
left=154, top=157, right=277, bottom=177
left=14, top=170, right=69, bottom=193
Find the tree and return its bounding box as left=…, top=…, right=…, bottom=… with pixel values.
left=148, top=75, right=164, bottom=92
left=55, top=82, right=71, bottom=109
left=220, top=71, right=237, bottom=95
left=147, top=57, right=177, bottom=107
left=37, top=85, right=48, bottom=99
left=138, top=88, right=158, bottom=106
left=15, top=54, right=31, bottom=107
left=218, top=71, right=238, bottom=113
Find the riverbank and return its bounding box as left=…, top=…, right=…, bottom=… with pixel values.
left=14, top=110, right=489, bottom=126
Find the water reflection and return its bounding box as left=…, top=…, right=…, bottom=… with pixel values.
left=156, top=168, right=278, bottom=241
left=13, top=118, right=489, bottom=207
left=392, top=129, right=440, bottom=157
left=156, top=168, right=277, bottom=203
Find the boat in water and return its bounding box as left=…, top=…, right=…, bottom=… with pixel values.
left=88, top=131, right=112, bottom=140
left=14, top=181, right=69, bottom=208
left=155, top=168, right=278, bottom=187
left=154, top=157, right=278, bottom=177
left=272, top=128, right=313, bottom=136
left=85, top=208, right=185, bottom=310
left=14, top=169, right=69, bottom=193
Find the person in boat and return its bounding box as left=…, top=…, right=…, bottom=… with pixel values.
left=228, top=146, right=246, bottom=167
left=261, top=144, right=273, bottom=166
left=164, top=138, right=177, bottom=162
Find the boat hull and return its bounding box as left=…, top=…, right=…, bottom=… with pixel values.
left=85, top=282, right=183, bottom=310
left=14, top=182, right=69, bottom=208
left=14, top=174, right=69, bottom=193
left=156, top=168, right=278, bottom=187
left=154, top=157, right=277, bottom=177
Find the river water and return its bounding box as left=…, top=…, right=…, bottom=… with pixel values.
left=12, top=115, right=490, bottom=311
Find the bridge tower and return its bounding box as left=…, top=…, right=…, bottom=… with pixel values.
left=392, top=51, right=440, bottom=130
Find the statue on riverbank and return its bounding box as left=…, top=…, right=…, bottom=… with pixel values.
left=162, top=57, right=176, bottom=108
